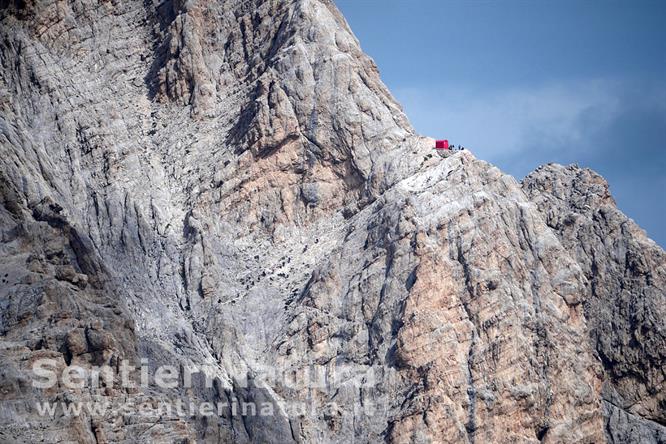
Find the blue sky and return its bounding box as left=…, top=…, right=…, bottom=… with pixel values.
left=336, top=0, right=666, bottom=247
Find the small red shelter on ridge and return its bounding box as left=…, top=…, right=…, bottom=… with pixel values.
left=435, top=140, right=449, bottom=150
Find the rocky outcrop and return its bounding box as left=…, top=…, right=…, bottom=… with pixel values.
left=0, top=0, right=663, bottom=442
left=273, top=154, right=608, bottom=442
left=523, top=165, right=666, bottom=443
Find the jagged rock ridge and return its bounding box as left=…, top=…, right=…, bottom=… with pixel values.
left=0, top=0, right=663, bottom=442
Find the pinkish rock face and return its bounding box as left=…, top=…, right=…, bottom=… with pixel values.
left=0, top=1, right=663, bottom=443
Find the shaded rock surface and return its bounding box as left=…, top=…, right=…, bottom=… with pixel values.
left=0, top=0, right=663, bottom=442
left=523, top=165, right=666, bottom=443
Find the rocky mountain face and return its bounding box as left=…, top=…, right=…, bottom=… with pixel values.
left=0, top=0, right=663, bottom=443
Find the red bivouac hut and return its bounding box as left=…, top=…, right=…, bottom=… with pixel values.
left=435, top=139, right=449, bottom=150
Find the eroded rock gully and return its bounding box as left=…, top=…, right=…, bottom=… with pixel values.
left=0, top=0, right=663, bottom=442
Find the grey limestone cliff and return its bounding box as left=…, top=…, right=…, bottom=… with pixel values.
left=0, top=0, right=663, bottom=442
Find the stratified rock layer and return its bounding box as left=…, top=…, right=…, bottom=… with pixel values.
left=523, top=165, right=666, bottom=443
left=0, top=0, right=663, bottom=442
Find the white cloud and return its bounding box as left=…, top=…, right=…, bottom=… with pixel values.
left=394, top=79, right=623, bottom=164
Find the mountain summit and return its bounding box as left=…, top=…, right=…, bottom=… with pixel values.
left=0, top=0, right=664, bottom=442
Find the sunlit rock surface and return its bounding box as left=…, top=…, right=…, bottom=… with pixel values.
left=0, top=0, right=663, bottom=442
